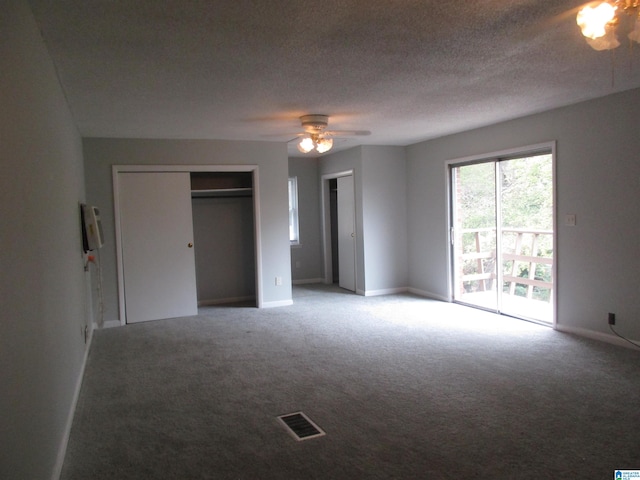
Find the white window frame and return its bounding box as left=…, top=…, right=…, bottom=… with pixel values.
left=288, top=176, right=300, bottom=246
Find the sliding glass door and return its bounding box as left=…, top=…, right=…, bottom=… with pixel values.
left=451, top=162, right=498, bottom=311
left=451, top=152, right=554, bottom=323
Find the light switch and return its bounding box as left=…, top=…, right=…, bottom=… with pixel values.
left=565, top=214, right=576, bottom=226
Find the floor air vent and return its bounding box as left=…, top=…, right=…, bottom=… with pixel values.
left=277, top=412, right=326, bottom=441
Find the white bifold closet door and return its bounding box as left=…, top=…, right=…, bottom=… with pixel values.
left=337, top=175, right=356, bottom=292
left=118, top=172, right=198, bottom=323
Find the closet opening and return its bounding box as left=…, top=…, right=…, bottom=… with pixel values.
left=113, top=165, right=263, bottom=325
left=329, top=178, right=339, bottom=284
left=191, top=172, right=256, bottom=307
left=321, top=171, right=356, bottom=292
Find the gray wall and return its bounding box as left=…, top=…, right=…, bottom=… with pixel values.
left=192, top=195, right=256, bottom=304
left=0, top=1, right=89, bottom=479
left=407, top=88, right=640, bottom=341
left=288, top=157, right=324, bottom=283
left=361, top=146, right=408, bottom=293
left=83, top=138, right=292, bottom=319
left=319, top=146, right=409, bottom=295
left=319, top=147, right=367, bottom=293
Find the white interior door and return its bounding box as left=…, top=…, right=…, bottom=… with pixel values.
left=118, top=172, right=198, bottom=323
left=337, top=175, right=356, bottom=292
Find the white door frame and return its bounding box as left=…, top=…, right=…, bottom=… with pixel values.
left=113, top=164, right=263, bottom=325
left=320, top=170, right=356, bottom=287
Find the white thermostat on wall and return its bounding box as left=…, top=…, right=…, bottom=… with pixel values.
left=81, top=203, right=105, bottom=251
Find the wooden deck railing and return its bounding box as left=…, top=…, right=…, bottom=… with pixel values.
left=459, top=228, right=553, bottom=299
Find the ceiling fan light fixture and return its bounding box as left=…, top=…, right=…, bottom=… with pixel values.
left=297, top=136, right=315, bottom=153
left=576, top=1, right=640, bottom=51
left=296, top=132, right=334, bottom=154
left=315, top=137, right=333, bottom=153
left=629, top=16, right=640, bottom=42
left=577, top=2, right=617, bottom=39
left=586, top=26, right=621, bottom=49
left=291, top=114, right=367, bottom=154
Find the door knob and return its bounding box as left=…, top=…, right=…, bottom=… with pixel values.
left=188, top=242, right=193, bottom=248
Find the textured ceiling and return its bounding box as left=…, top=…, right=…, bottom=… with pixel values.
left=28, top=0, right=640, bottom=156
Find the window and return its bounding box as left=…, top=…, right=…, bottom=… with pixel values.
left=288, top=177, right=300, bottom=245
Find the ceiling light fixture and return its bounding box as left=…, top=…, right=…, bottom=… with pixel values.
left=291, top=114, right=369, bottom=154
left=297, top=134, right=334, bottom=154
left=577, top=0, right=640, bottom=50
left=297, top=136, right=315, bottom=153
left=296, top=115, right=336, bottom=154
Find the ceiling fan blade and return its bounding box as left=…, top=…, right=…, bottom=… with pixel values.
left=261, top=132, right=305, bottom=138
left=323, top=130, right=371, bottom=137
left=286, top=135, right=308, bottom=143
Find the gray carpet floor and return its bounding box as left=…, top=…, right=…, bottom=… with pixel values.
left=61, top=284, right=640, bottom=479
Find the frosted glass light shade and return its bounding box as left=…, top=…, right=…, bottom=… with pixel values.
left=296, top=136, right=333, bottom=154
left=629, top=17, right=640, bottom=43
left=577, top=2, right=616, bottom=39
left=315, top=138, right=333, bottom=153
left=586, top=27, right=620, bottom=50
left=297, top=137, right=315, bottom=153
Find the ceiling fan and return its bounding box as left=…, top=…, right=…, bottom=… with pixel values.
left=291, top=114, right=370, bottom=154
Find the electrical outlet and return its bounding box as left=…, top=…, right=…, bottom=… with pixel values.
left=275, top=276, right=282, bottom=286
left=565, top=214, right=577, bottom=226
left=608, top=312, right=616, bottom=325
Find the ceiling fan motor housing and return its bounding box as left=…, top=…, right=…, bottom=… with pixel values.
left=300, top=114, right=329, bottom=133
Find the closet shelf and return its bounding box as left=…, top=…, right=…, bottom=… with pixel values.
left=191, top=188, right=253, bottom=198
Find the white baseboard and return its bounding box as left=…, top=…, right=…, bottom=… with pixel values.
left=292, top=278, right=324, bottom=285
left=554, top=324, right=639, bottom=349
left=407, top=287, right=450, bottom=302
left=52, top=331, right=93, bottom=480
left=261, top=299, right=294, bottom=308
left=364, top=287, right=409, bottom=297
left=95, top=319, right=123, bottom=329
